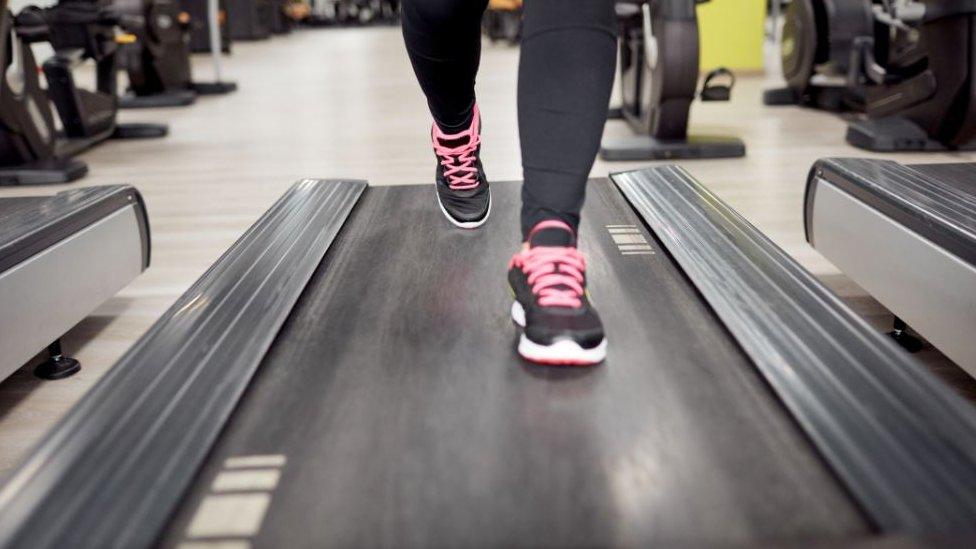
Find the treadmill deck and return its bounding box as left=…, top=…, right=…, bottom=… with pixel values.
left=160, top=181, right=865, bottom=547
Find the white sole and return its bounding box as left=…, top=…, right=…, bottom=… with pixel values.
left=510, top=301, right=607, bottom=365
left=436, top=186, right=491, bottom=229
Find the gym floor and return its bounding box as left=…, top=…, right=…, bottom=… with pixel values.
left=0, top=26, right=973, bottom=474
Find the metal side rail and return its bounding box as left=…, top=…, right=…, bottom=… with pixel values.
left=613, top=166, right=976, bottom=534
left=0, top=179, right=366, bottom=549
left=0, top=185, right=150, bottom=274
left=805, top=158, right=976, bottom=266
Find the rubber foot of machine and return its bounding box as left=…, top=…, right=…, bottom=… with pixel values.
left=887, top=318, right=924, bottom=354
left=119, top=90, right=197, bottom=109
left=0, top=158, right=88, bottom=186
left=192, top=81, right=238, bottom=95
left=765, top=86, right=860, bottom=112
left=113, top=123, right=169, bottom=140
left=847, top=117, right=976, bottom=152
left=763, top=87, right=799, bottom=106
left=600, top=135, right=746, bottom=161
left=35, top=340, right=81, bottom=380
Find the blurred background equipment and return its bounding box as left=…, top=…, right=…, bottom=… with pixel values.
left=0, top=0, right=167, bottom=185
left=766, top=0, right=976, bottom=152
left=482, top=0, right=520, bottom=44
left=306, top=0, right=398, bottom=26
left=180, top=0, right=229, bottom=52
left=17, top=0, right=169, bottom=142
left=114, top=0, right=198, bottom=108
left=763, top=0, right=875, bottom=111
left=0, top=2, right=88, bottom=184
left=227, top=0, right=270, bottom=40
left=601, top=0, right=745, bottom=161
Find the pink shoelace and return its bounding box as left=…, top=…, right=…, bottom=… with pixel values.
left=511, top=221, right=587, bottom=309
left=431, top=105, right=481, bottom=191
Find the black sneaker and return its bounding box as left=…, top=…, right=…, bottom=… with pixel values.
left=431, top=104, right=491, bottom=228
left=508, top=220, right=607, bottom=365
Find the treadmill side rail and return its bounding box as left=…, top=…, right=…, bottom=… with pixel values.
left=806, top=158, right=976, bottom=266
left=0, top=185, right=151, bottom=275
left=613, top=166, right=976, bottom=533
left=0, top=179, right=366, bottom=549
left=805, top=158, right=976, bottom=373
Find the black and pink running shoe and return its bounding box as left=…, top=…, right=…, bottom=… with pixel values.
left=508, top=220, right=607, bottom=365
left=431, top=104, right=491, bottom=229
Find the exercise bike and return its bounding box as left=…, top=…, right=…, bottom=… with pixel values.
left=763, top=0, right=875, bottom=111
left=0, top=1, right=87, bottom=185
left=848, top=0, right=976, bottom=151
left=16, top=0, right=168, bottom=152
left=114, top=0, right=197, bottom=108
left=600, top=0, right=745, bottom=161
left=767, top=0, right=976, bottom=151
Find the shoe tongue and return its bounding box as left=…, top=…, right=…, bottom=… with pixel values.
left=436, top=133, right=470, bottom=150
left=530, top=227, right=575, bottom=248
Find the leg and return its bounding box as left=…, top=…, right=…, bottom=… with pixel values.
left=401, top=0, right=489, bottom=131
left=518, top=0, right=617, bottom=237
left=508, top=0, right=616, bottom=366
left=402, top=0, right=492, bottom=228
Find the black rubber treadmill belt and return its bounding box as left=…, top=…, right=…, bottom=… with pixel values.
left=160, top=181, right=866, bottom=547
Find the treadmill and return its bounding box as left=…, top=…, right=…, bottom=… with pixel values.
left=0, top=185, right=150, bottom=380
left=1, top=168, right=976, bottom=547
left=805, top=158, right=976, bottom=374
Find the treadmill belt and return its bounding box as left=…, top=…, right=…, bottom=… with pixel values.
left=161, top=180, right=866, bottom=547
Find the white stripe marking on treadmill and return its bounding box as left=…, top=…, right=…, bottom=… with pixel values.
left=606, top=225, right=654, bottom=255
left=183, top=455, right=287, bottom=544
left=186, top=494, right=271, bottom=537
left=223, top=454, right=287, bottom=469
left=211, top=469, right=281, bottom=492
left=178, top=541, right=251, bottom=549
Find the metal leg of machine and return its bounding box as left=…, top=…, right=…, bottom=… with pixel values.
left=34, top=340, right=80, bottom=380
left=889, top=317, right=924, bottom=353
left=188, top=0, right=238, bottom=95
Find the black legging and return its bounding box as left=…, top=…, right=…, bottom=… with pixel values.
left=402, top=0, right=617, bottom=238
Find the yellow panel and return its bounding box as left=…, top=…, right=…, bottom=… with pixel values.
left=697, top=0, right=767, bottom=71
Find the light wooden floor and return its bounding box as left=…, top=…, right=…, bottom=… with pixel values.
left=0, top=27, right=972, bottom=475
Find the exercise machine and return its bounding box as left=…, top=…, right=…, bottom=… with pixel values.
left=2, top=166, right=976, bottom=547
left=180, top=0, right=229, bottom=52
left=763, top=0, right=874, bottom=111
left=16, top=0, right=169, bottom=147
left=0, top=185, right=150, bottom=381
left=114, top=0, right=198, bottom=108
left=307, top=0, right=400, bottom=26
left=115, top=0, right=234, bottom=105
left=805, top=158, right=976, bottom=372
left=0, top=1, right=87, bottom=185
left=227, top=0, right=270, bottom=40
left=847, top=0, right=976, bottom=151
left=268, top=0, right=293, bottom=33
left=767, top=0, right=976, bottom=152
left=601, top=0, right=745, bottom=161
left=482, top=0, right=522, bottom=44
